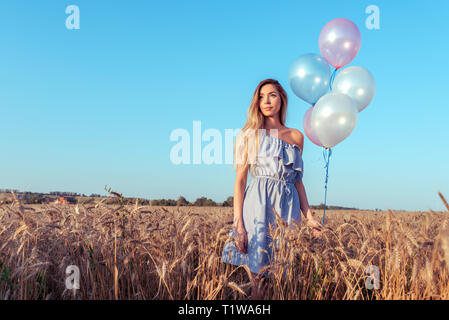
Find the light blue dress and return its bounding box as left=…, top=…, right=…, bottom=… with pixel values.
left=221, top=130, right=304, bottom=275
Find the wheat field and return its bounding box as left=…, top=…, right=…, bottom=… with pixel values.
left=0, top=192, right=448, bottom=300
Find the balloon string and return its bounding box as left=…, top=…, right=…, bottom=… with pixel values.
left=329, top=67, right=339, bottom=91
left=322, top=147, right=332, bottom=225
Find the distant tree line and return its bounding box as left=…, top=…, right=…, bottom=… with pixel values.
left=19, top=193, right=53, bottom=204
left=49, top=191, right=87, bottom=197
left=311, top=203, right=359, bottom=210
left=147, top=198, right=356, bottom=209
left=2, top=190, right=360, bottom=210
left=0, top=189, right=20, bottom=193
left=150, top=196, right=234, bottom=207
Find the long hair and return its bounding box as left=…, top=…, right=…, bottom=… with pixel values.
left=233, top=79, right=288, bottom=175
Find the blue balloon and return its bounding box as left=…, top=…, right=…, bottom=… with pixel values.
left=288, top=53, right=331, bottom=105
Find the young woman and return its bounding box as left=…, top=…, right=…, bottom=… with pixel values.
left=221, top=78, right=323, bottom=298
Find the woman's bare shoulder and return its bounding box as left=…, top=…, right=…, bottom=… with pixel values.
left=284, top=127, right=303, bottom=142
left=283, top=127, right=304, bottom=152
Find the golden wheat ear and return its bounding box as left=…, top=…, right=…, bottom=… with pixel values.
left=438, top=192, right=449, bottom=212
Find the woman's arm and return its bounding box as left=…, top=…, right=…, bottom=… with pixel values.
left=295, top=180, right=323, bottom=231
left=292, top=129, right=323, bottom=230
left=233, top=133, right=250, bottom=253
left=233, top=164, right=249, bottom=253
left=233, top=162, right=249, bottom=228
left=295, top=180, right=313, bottom=219
left=233, top=133, right=250, bottom=228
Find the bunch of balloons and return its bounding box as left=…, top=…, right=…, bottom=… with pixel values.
left=289, top=18, right=376, bottom=149
left=288, top=18, right=375, bottom=224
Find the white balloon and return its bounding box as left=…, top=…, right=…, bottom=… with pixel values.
left=332, top=66, right=376, bottom=112
left=311, top=93, right=358, bottom=148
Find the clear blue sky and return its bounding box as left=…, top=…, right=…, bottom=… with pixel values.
left=0, top=0, right=448, bottom=211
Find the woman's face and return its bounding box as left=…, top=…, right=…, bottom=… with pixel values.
left=259, top=84, right=282, bottom=118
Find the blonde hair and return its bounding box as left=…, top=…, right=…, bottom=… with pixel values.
left=233, top=79, right=288, bottom=175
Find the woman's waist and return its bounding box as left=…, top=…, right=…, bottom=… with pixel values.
left=251, top=175, right=295, bottom=185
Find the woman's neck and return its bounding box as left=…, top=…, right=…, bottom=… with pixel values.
left=263, top=116, right=283, bottom=130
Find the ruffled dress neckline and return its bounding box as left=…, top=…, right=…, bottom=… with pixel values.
left=261, top=130, right=302, bottom=152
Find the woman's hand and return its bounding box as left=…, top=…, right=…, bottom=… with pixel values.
left=233, top=224, right=248, bottom=254
left=305, top=210, right=324, bottom=232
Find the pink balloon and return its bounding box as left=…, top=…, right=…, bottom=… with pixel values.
left=319, top=18, right=361, bottom=69
left=303, top=106, right=322, bottom=147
